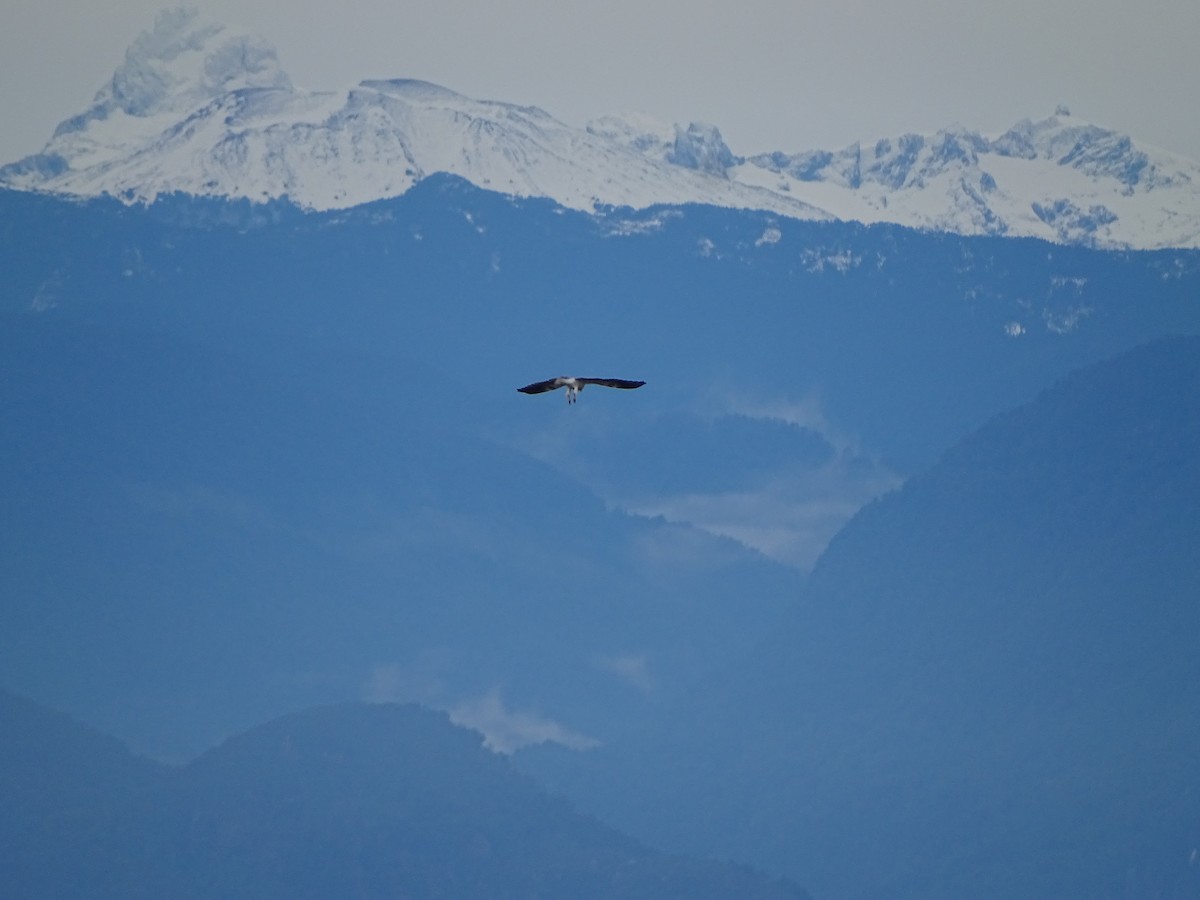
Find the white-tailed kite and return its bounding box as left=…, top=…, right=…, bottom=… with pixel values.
left=517, top=376, right=646, bottom=404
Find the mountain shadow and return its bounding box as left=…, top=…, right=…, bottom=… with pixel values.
left=0, top=687, right=166, bottom=895
left=521, top=336, right=1200, bottom=900
left=0, top=693, right=808, bottom=899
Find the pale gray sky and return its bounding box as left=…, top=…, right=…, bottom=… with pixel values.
left=3, top=0, right=1198, bottom=165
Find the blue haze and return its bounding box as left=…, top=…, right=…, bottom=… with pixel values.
left=2, top=179, right=1199, bottom=896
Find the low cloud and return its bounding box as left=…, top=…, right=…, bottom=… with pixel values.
left=626, top=459, right=900, bottom=571
left=364, top=664, right=599, bottom=755
left=510, top=382, right=901, bottom=570
left=447, top=689, right=600, bottom=755
left=702, top=382, right=861, bottom=456
left=614, top=386, right=901, bottom=569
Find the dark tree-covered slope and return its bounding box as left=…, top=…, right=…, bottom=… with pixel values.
left=526, top=337, right=1200, bottom=900
left=0, top=694, right=807, bottom=899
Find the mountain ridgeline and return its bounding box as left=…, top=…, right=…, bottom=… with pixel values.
left=0, top=691, right=806, bottom=899
left=4, top=9, right=1199, bottom=248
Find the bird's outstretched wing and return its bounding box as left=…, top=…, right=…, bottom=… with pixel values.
left=517, top=378, right=563, bottom=394
left=578, top=378, right=646, bottom=390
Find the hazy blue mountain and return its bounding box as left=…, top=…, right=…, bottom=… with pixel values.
left=0, top=694, right=809, bottom=899
left=0, top=687, right=165, bottom=894
left=4, top=181, right=1198, bottom=469
left=520, top=337, right=1200, bottom=899
left=3, top=180, right=1200, bottom=764
left=1, top=309, right=797, bottom=759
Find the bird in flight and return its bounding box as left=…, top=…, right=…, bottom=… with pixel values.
left=517, top=376, right=646, bottom=404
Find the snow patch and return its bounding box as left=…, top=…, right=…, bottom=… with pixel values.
left=801, top=248, right=860, bottom=273
left=755, top=225, right=783, bottom=247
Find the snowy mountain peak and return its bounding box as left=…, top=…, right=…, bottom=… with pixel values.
left=990, top=110, right=1172, bottom=189
left=586, top=112, right=676, bottom=150
left=737, top=109, right=1200, bottom=248
left=79, top=8, right=289, bottom=124
left=358, top=78, right=486, bottom=108
left=2, top=10, right=1199, bottom=249
left=9, top=8, right=295, bottom=186
left=668, top=123, right=739, bottom=177
left=0, top=18, right=828, bottom=220
left=586, top=116, right=739, bottom=177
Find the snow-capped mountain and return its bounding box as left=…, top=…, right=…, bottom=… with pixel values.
left=4, top=8, right=1199, bottom=250
left=733, top=113, right=1200, bottom=249
left=0, top=9, right=825, bottom=220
